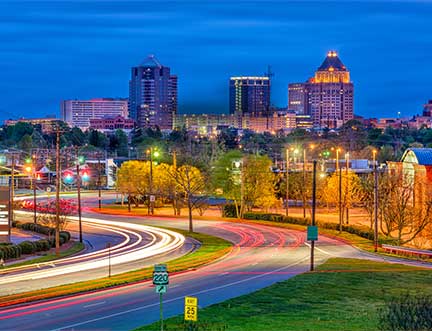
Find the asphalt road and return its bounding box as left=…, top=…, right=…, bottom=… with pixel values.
left=2, top=193, right=431, bottom=331
left=0, top=211, right=380, bottom=331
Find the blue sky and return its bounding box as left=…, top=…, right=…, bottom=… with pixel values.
left=0, top=1, right=431, bottom=121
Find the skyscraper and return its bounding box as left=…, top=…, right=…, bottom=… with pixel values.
left=288, top=51, right=354, bottom=128
left=129, top=55, right=177, bottom=129
left=288, top=83, right=307, bottom=114
left=229, top=77, right=270, bottom=116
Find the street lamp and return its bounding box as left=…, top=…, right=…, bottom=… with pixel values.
left=76, top=154, right=84, bottom=243
left=147, top=147, right=159, bottom=215
left=232, top=159, right=244, bottom=218
left=345, top=152, right=350, bottom=224
left=32, top=154, right=37, bottom=224
left=285, top=147, right=294, bottom=217
left=373, top=149, right=379, bottom=252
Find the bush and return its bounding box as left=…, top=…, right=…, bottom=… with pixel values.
left=240, top=211, right=381, bottom=242
left=222, top=204, right=238, bottom=218
left=379, top=293, right=432, bottom=331
left=18, top=241, right=36, bottom=254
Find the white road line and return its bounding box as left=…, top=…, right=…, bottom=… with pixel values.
left=50, top=255, right=310, bottom=331
left=83, top=301, right=106, bottom=308
left=303, top=242, right=331, bottom=255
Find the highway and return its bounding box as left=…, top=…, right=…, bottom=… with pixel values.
left=0, top=210, right=378, bottom=331
left=2, top=193, right=431, bottom=330
left=0, top=211, right=189, bottom=295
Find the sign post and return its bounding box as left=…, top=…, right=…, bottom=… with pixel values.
left=0, top=187, right=10, bottom=243
left=309, top=160, right=318, bottom=271
left=184, top=296, right=198, bottom=330
left=153, top=264, right=169, bottom=331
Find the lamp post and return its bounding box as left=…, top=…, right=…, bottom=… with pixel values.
left=285, top=147, right=290, bottom=217
left=303, top=148, right=307, bottom=219
left=147, top=147, right=159, bottom=215
left=32, top=154, right=37, bottom=224
left=345, top=152, right=350, bottom=224
left=310, top=160, right=317, bottom=271
left=76, top=155, right=83, bottom=243
left=373, top=150, right=379, bottom=252
left=232, top=159, right=244, bottom=218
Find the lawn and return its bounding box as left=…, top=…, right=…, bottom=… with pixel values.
left=137, top=258, right=432, bottom=331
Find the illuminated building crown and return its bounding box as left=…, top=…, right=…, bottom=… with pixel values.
left=311, top=51, right=350, bottom=83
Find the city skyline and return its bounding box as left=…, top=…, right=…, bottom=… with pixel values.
left=1, top=1, right=431, bottom=122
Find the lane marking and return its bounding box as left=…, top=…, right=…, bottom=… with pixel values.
left=303, top=242, right=331, bottom=255
left=50, top=255, right=310, bottom=331
left=83, top=301, right=106, bottom=308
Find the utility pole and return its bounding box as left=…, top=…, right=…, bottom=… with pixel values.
left=373, top=150, right=379, bottom=252
left=98, top=156, right=102, bottom=210
left=9, top=153, right=15, bottom=241
left=76, top=149, right=82, bottom=243
left=55, top=127, right=61, bottom=256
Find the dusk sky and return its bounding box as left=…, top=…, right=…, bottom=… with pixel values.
left=1, top=1, right=431, bottom=122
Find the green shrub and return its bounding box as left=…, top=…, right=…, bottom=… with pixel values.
left=379, top=293, right=432, bottom=331
left=19, top=241, right=36, bottom=254
left=240, top=211, right=383, bottom=243
left=222, top=204, right=238, bottom=218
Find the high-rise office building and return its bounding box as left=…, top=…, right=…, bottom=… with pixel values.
left=229, top=76, right=270, bottom=116
left=288, top=83, right=307, bottom=114
left=61, top=98, right=128, bottom=130
left=288, top=51, right=354, bottom=128
left=129, top=55, right=177, bottom=129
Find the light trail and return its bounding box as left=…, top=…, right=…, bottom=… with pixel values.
left=1, top=212, right=185, bottom=284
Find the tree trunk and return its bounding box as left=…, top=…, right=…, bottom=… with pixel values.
left=187, top=194, right=193, bottom=233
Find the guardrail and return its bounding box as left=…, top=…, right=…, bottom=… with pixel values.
left=381, top=244, right=432, bottom=259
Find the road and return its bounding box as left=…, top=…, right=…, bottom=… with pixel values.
left=0, top=209, right=385, bottom=331
left=2, top=193, right=431, bottom=330
left=0, top=211, right=190, bottom=295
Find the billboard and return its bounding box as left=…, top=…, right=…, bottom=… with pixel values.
left=0, top=186, right=10, bottom=243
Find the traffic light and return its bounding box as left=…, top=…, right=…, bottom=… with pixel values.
left=81, top=170, right=90, bottom=182
left=78, top=156, right=85, bottom=165
left=63, top=170, right=74, bottom=184
left=25, top=165, right=32, bottom=173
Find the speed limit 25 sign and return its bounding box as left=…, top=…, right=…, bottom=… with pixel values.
left=184, top=296, right=198, bottom=322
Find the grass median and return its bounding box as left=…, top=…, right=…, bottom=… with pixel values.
left=0, top=228, right=232, bottom=308
left=138, top=258, right=432, bottom=331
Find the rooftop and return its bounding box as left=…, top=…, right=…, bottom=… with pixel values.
left=401, top=148, right=432, bottom=166
left=317, top=51, right=347, bottom=72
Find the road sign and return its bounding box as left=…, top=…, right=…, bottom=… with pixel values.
left=150, top=195, right=155, bottom=202
left=155, top=285, right=167, bottom=294
left=153, top=264, right=169, bottom=285
left=307, top=225, right=318, bottom=241
left=184, top=296, right=198, bottom=322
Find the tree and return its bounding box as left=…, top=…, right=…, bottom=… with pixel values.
left=322, top=171, right=363, bottom=222
left=379, top=172, right=432, bottom=245
left=18, top=134, right=33, bottom=152
left=117, top=161, right=148, bottom=211
left=211, top=150, right=243, bottom=218
left=242, top=155, right=278, bottom=213
left=169, top=164, right=206, bottom=232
